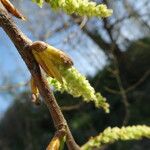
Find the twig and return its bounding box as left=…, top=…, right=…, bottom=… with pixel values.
left=79, top=16, right=88, bottom=29
left=61, top=103, right=83, bottom=111
left=125, top=70, right=150, bottom=93
left=0, top=8, right=80, bottom=150
left=112, top=54, right=130, bottom=125
left=101, top=5, right=130, bottom=125
left=104, top=87, right=121, bottom=95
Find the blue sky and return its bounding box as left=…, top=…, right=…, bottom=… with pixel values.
left=0, top=3, right=107, bottom=117
left=0, top=0, right=150, bottom=118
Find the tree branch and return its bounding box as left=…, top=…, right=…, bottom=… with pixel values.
left=71, top=15, right=111, bottom=51
left=0, top=8, right=80, bottom=150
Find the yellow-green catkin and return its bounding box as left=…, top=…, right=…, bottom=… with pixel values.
left=47, top=66, right=110, bottom=113
left=81, top=125, right=150, bottom=150
left=32, top=0, right=113, bottom=17
left=31, top=42, right=109, bottom=112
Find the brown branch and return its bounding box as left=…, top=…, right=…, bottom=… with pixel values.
left=0, top=8, right=80, bottom=150
left=112, top=54, right=130, bottom=125
left=104, top=87, right=121, bottom=95
left=71, top=15, right=111, bottom=51
left=99, top=1, right=130, bottom=125
left=125, top=70, right=150, bottom=93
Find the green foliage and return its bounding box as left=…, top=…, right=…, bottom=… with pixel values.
left=47, top=66, right=109, bottom=113
left=32, top=0, right=112, bottom=17
left=81, top=125, right=150, bottom=150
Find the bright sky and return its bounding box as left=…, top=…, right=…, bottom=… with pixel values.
left=0, top=0, right=150, bottom=117
left=0, top=3, right=107, bottom=117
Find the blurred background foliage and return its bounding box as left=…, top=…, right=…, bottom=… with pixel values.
left=0, top=0, right=150, bottom=150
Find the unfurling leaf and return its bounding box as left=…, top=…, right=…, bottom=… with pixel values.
left=46, top=137, right=60, bottom=150
left=31, top=42, right=73, bottom=83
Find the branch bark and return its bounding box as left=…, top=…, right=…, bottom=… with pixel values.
left=0, top=8, right=80, bottom=150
